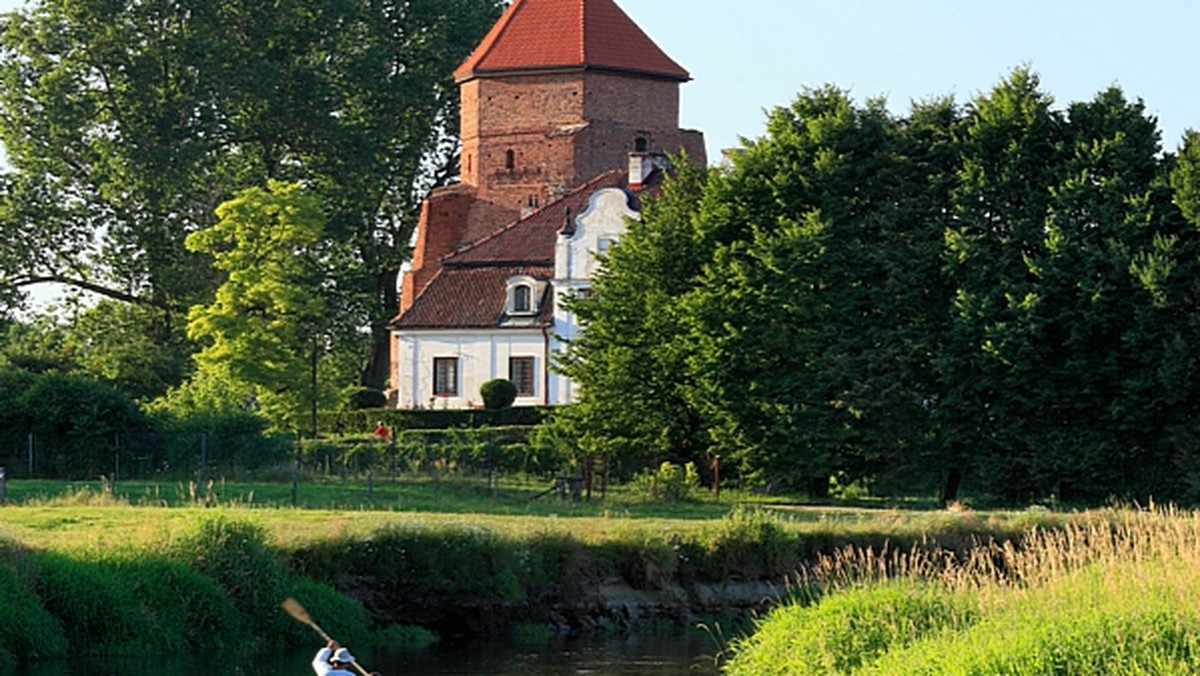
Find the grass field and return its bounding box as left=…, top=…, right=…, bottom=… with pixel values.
left=0, top=476, right=1071, bottom=553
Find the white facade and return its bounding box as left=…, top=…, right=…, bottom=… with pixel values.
left=393, top=187, right=639, bottom=409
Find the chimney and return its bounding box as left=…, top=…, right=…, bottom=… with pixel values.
left=628, top=153, right=650, bottom=189
left=629, top=152, right=669, bottom=189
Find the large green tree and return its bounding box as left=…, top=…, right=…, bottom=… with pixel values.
left=185, top=181, right=329, bottom=433
left=560, top=69, right=1200, bottom=505
left=0, top=0, right=503, bottom=389
left=679, top=88, right=959, bottom=495
left=938, top=72, right=1200, bottom=504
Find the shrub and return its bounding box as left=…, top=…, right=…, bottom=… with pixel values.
left=346, top=387, right=387, bottom=410
left=0, top=542, right=68, bottom=660
left=633, top=461, right=701, bottom=502
left=481, top=379, right=517, bottom=410
left=282, top=578, right=373, bottom=650
left=31, top=550, right=161, bottom=655
left=165, top=515, right=292, bottom=649
left=696, top=506, right=797, bottom=581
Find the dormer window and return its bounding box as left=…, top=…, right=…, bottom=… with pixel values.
left=634, top=137, right=648, bottom=152
left=506, top=275, right=541, bottom=315
left=513, top=284, right=531, bottom=313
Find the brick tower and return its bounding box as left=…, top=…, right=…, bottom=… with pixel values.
left=400, top=0, right=705, bottom=313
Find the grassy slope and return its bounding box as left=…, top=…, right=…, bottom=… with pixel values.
left=726, top=508, right=1200, bottom=676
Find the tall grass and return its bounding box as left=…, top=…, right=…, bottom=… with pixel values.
left=725, top=507, right=1200, bottom=675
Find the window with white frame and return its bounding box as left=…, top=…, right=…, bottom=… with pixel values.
left=506, top=275, right=540, bottom=315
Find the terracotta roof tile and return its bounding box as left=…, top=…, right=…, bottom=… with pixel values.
left=455, top=0, right=689, bottom=82
left=391, top=266, right=555, bottom=330
left=446, top=169, right=629, bottom=266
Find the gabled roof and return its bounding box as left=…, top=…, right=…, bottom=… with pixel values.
left=446, top=169, right=629, bottom=267
left=390, top=265, right=554, bottom=330
left=454, top=0, right=690, bottom=83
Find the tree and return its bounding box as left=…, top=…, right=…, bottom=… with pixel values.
left=938, top=72, right=1200, bottom=504
left=680, top=88, right=959, bottom=495
left=553, top=159, right=714, bottom=477
left=184, top=181, right=328, bottom=433
left=0, top=0, right=504, bottom=390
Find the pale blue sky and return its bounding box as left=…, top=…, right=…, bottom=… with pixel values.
left=0, top=0, right=1196, bottom=161
left=628, top=0, right=1200, bottom=159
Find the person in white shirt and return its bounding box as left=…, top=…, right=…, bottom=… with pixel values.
left=312, top=639, right=358, bottom=676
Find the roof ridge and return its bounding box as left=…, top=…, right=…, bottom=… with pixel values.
left=454, top=0, right=689, bottom=82
left=441, top=168, right=627, bottom=265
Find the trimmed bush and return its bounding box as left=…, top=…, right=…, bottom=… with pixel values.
left=480, top=379, right=517, bottom=410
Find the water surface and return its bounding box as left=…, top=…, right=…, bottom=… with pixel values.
left=36, top=632, right=726, bottom=676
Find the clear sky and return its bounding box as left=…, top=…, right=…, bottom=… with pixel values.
left=623, top=0, right=1200, bottom=161
left=0, top=0, right=1196, bottom=162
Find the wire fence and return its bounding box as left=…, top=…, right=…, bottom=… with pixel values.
left=0, top=426, right=549, bottom=483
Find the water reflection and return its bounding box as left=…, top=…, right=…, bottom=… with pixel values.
left=36, top=632, right=725, bottom=676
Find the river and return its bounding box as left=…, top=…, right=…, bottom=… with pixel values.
left=33, top=631, right=726, bottom=676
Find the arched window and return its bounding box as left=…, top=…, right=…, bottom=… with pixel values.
left=505, top=149, right=515, bottom=171
left=634, top=137, right=648, bottom=152
left=513, top=284, right=531, bottom=313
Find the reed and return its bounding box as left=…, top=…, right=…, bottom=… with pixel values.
left=725, top=507, right=1200, bottom=675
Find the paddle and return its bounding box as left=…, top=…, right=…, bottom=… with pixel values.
left=282, top=597, right=376, bottom=676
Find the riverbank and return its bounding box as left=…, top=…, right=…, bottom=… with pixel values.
left=724, top=507, right=1200, bottom=675
left=0, top=492, right=1084, bottom=670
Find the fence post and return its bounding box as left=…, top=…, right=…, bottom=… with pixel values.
left=27, top=433, right=33, bottom=478
left=197, top=433, right=207, bottom=491
left=0, top=466, right=6, bottom=503
left=114, top=432, right=120, bottom=491
left=367, top=470, right=374, bottom=503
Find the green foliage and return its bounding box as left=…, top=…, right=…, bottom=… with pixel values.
left=319, top=406, right=548, bottom=435
left=164, top=515, right=292, bottom=649
left=0, top=0, right=504, bottom=394
left=632, top=461, right=702, bottom=503
left=186, top=181, right=329, bottom=433
left=30, top=550, right=164, bottom=655
left=556, top=68, right=1200, bottom=508
left=695, top=506, right=796, bottom=581
left=97, top=555, right=244, bottom=653
left=284, top=578, right=373, bottom=650
left=0, top=542, right=68, bottom=661
left=0, top=367, right=150, bottom=479
left=726, top=583, right=979, bottom=676
left=374, top=623, right=440, bottom=651
left=480, top=378, right=518, bottom=410
left=346, top=387, right=387, bottom=410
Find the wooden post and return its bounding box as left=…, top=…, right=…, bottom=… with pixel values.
left=0, top=466, right=6, bottom=503
left=711, top=455, right=721, bottom=501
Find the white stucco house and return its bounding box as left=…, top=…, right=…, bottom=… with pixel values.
left=390, top=165, right=662, bottom=408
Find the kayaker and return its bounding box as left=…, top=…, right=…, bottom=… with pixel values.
left=313, top=639, right=357, bottom=676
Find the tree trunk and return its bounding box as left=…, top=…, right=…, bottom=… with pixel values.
left=940, top=467, right=963, bottom=506
left=362, top=268, right=399, bottom=390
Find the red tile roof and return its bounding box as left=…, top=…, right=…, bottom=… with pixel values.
left=391, top=265, right=555, bottom=330
left=454, top=0, right=690, bottom=82
left=446, top=169, right=629, bottom=267
left=391, top=167, right=665, bottom=331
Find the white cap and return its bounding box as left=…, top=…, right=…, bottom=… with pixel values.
left=332, top=648, right=355, bottom=664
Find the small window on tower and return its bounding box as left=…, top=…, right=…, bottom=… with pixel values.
left=505, top=149, right=515, bottom=171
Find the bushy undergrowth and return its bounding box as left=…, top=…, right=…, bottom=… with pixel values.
left=726, top=508, right=1200, bottom=675
left=0, top=541, right=67, bottom=663
left=0, top=514, right=375, bottom=662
